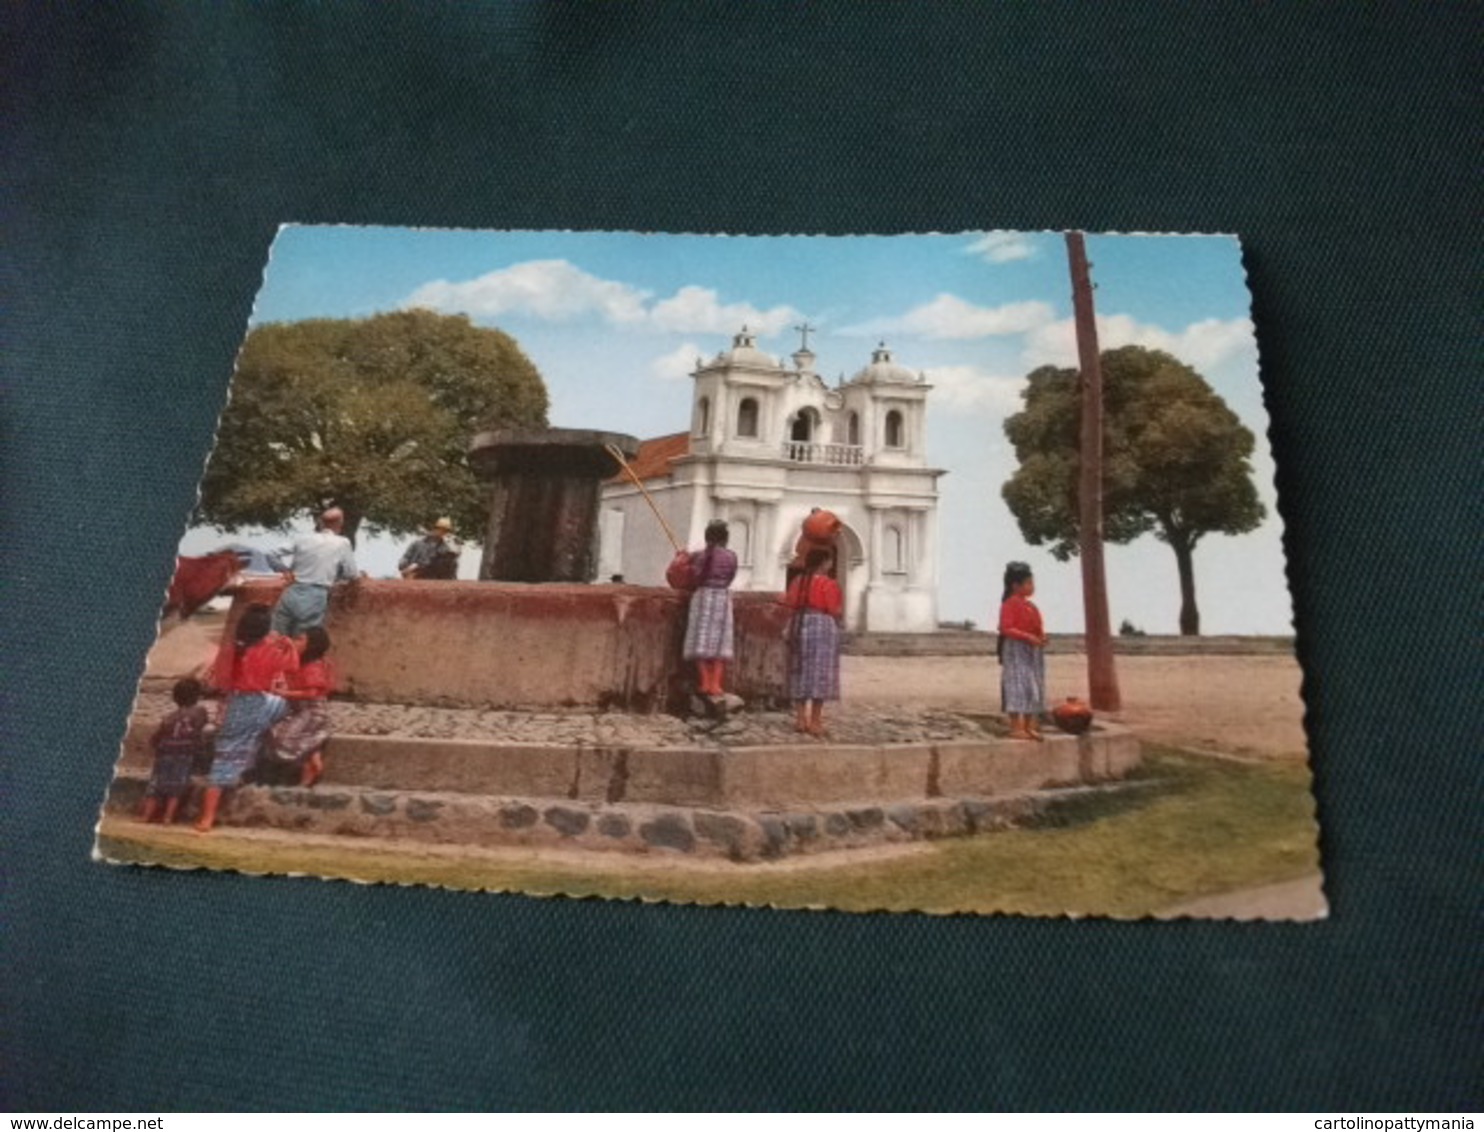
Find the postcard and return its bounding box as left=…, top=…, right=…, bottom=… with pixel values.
left=95, top=227, right=1323, bottom=919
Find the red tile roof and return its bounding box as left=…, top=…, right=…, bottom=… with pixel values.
left=611, top=432, right=689, bottom=483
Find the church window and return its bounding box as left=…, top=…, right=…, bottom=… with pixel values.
left=885, top=409, right=904, bottom=449
left=847, top=411, right=860, bottom=446
left=885, top=524, right=905, bottom=573
left=696, top=396, right=711, bottom=436
left=790, top=408, right=817, bottom=443
left=737, top=397, right=760, bottom=438
left=732, top=518, right=752, bottom=566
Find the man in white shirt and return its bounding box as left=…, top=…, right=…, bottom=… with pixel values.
left=271, top=507, right=361, bottom=637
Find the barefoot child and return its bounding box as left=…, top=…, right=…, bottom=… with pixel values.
left=997, top=561, right=1048, bottom=741
left=140, top=678, right=210, bottom=824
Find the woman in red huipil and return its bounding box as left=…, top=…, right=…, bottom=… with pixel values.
left=265, top=626, right=335, bottom=788
left=997, top=561, right=1047, bottom=741
left=195, top=603, right=298, bottom=832
left=785, top=548, right=845, bottom=737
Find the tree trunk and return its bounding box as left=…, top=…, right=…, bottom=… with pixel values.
left=340, top=506, right=363, bottom=548
left=1171, top=536, right=1200, bottom=636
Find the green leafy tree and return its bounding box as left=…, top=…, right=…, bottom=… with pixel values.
left=1002, top=345, right=1266, bottom=635
left=196, top=310, right=548, bottom=545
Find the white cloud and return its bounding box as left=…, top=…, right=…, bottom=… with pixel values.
left=843, top=294, right=1055, bottom=340
left=405, top=261, right=799, bottom=337
left=964, top=232, right=1037, bottom=264
left=649, top=285, right=799, bottom=336
left=406, top=259, right=650, bottom=326
left=1021, top=314, right=1257, bottom=371
left=925, top=365, right=1028, bottom=415
left=650, top=342, right=706, bottom=381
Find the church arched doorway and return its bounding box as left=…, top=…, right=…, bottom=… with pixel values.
left=833, top=520, right=868, bottom=632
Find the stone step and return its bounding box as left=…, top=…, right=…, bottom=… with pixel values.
left=102, top=773, right=1166, bottom=862
left=116, top=723, right=1141, bottom=809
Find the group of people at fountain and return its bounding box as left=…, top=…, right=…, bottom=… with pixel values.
left=145, top=508, right=474, bottom=831
left=670, top=509, right=847, bottom=738
left=669, top=509, right=1047, bottom=741
left=142, top=508, right=356, bottom=832
left=144, top=503, right=1049, bottom=831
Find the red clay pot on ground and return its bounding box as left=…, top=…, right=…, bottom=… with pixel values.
left=1052, top=697, right=1094, bottom=735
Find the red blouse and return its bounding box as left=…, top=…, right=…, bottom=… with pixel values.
left=786, top=573, right=844, bottom=618
left=230, top=636, right=299, bottom=693
left=998, top=594, right=1044, bottom=644
left=291, top=658, right=333, bottom=700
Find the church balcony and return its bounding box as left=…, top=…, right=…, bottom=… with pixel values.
left=782, top=440, right=865, bottom=466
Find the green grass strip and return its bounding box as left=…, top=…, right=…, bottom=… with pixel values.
left=98, top=748, right=1320, bottom=918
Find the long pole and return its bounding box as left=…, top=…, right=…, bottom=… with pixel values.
left=1066, top=232, right=1122, bottom=712
left=604, top=442, right=684, bottom=554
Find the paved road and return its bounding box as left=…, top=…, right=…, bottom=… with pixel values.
left=1159, top=873, right=1328, bottom=920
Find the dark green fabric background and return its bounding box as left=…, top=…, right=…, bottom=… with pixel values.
left=5, top=2, right=1480, bottom=1112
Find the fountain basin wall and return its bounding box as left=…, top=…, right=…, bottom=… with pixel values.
left=220, top=579, right=791, bottom=711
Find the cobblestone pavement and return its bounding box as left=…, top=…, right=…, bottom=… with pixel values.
left=129, top=691, right=1005, bottom=748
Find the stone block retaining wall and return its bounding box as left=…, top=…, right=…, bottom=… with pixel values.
left=104, top=776, right=1158, bottom=862
left=844, top=632, right=1296, bottom=657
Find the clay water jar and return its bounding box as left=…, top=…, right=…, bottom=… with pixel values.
left=802, top=509, right=842, bottom=541
left=1052, top=696, right=1094, bottom=735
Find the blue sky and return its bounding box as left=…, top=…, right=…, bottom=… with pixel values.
left=182, top=226, right=1294, bottom=635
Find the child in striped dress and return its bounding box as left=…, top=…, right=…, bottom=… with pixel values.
left=267, top=626, right=335, bottom=787
left=997, top=561, right=1047, bottom=741
left=140, top=678, right=211, bottom=824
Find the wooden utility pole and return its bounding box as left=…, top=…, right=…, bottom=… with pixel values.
left=1066, top=231, right=1122, bottom=712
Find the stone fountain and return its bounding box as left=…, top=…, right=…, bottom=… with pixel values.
left=469, top=427, right=640, bottom=584
left=195, top=425, right=790, bottom=713
left=109, top=424, right=1144, bottom=860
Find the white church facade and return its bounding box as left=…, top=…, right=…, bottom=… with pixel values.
left=599, top=327, right=945, bottom=633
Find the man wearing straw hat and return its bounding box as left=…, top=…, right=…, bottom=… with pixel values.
left=398, top=518, right=463, bottom=580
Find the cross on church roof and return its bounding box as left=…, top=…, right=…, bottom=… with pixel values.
left=794, top=320, right=817, bottom=352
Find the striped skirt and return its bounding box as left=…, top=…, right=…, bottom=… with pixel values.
left=208, top=692, right=289, bottom=787
left=267, top=701, right=332, bottom=763
left=683, top=586, right=734, bottom=661
left=1000, top=637, right=1046, bottom=714
left=789, top=609, right=841, bottom=702
left=146, top=752, right=195, bottom=799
